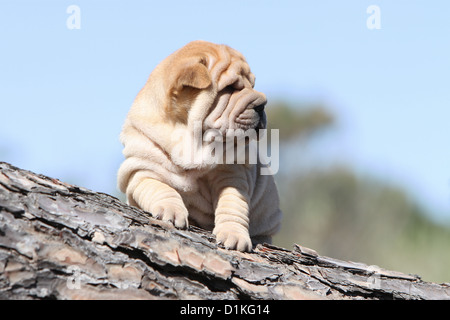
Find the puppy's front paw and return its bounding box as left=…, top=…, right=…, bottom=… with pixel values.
left=150, top=202, right=189, bottom=229
left=213, top=225, right=252, bottom=252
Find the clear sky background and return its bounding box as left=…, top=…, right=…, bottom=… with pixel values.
left=1, top=1, right=449, bottom=223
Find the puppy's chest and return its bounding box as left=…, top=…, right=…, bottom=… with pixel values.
left=180, top=177, right=214, bottom=211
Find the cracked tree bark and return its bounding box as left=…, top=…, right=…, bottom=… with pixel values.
left=0, top=161, right=449, bottom=300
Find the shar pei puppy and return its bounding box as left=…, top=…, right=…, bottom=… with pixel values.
left=117, top=40, right=282, bottom=251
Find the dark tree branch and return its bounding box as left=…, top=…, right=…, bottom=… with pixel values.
left=0, top=162, right=449, bottom=300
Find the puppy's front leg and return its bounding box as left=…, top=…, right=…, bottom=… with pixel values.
left=211, top=169, right=252, bottom=252
left=130, top=177, right=189, bottom=229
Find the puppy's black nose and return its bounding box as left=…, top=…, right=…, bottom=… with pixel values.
left=254, top=104, right=265, bottom=114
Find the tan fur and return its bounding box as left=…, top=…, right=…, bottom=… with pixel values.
left=117, top=40, right=282, bottom=251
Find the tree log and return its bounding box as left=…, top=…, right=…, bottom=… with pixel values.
left=0, top=161, right=449, bottom=300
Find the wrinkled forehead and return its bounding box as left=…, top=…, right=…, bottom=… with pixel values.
left=180, top=41, right=256, bottom=92
left=208, top=45, right=256, bottom=91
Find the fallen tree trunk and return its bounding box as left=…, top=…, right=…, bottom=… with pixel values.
left=0, top=161, right=449, bottom=300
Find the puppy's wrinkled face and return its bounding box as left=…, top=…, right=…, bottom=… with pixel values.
left=207, top=83, right=267, bottom=135
left=164, top=41, right=267, bottom=137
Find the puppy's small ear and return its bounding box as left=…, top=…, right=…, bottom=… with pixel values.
left=172, top=59, right=211, bottom=92
left=165, top=58, right=211, bottom=123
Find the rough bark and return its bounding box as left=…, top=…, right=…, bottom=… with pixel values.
left=0, top=161, right=449, bottom=300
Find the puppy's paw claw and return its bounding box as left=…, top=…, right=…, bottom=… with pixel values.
left=214, top=228, right=252, bottom=252
left=151, top=204, right=189, bottom=229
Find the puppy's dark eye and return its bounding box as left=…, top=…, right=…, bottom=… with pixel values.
left=223, top=85, right=235, bottom=92
left=222, top=80, right=244, bottom=92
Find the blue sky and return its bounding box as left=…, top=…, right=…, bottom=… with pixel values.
left=1, top=1, right=449, bottom=223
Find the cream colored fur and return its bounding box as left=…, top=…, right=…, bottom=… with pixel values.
left=117, top=40, right=282, bottom=252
